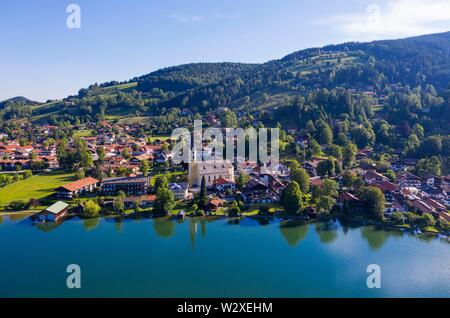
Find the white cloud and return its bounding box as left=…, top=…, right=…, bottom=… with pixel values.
left=168, top=13, right=204, bottom=23
left=317, top=0, right=450, bottom=41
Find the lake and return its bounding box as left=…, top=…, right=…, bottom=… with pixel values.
left=0, top=213, right=449, bottom=297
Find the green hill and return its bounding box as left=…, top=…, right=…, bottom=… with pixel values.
left=1, top=31, right=450, bottom=134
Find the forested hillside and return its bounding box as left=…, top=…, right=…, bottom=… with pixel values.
left=1, top=32, right=449, bottom=171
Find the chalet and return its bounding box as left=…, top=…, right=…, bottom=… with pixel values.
left=310, top=177, right=323, bottom=188
left=303, top=159, right=321, bottom=177
left=410, top=199, right=435, bottom=215
left=423, top=197, right=446, bottom=213
left=38, top=201, right=69, bottom=222
left=129, top=154, right=154, bottom=165
left=237, top=161, right=258, bottom=175
left=123, top=195, right=156, bottom=209
left=364, top=170, right=389, bottom=184
left=207, top=198, right=225, bottom=212
left=259, top=174, right=286, bottom=194
left=213, top=177, right=236, bottom=192
left=101, top=176, right=150, bottom=196
left=371, top=181, right=398, bottom=202
left=241, top=179, right=279, bottom=204
left=397, top=172, right=422, bottom=188
left=337, top=192, right=363, bottom=213
left=260, top=162, right=290, bottom=177
left=420, top=184, right=447, bottom=200
left=55, top=177, right=99, bottom=199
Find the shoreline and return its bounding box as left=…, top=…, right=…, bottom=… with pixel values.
left=3, top=209, right=448, bottom=237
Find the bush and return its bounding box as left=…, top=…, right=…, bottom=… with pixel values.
left=259, top=206, right=270, bottom=216
left=5, top=200, right=29, bottom=211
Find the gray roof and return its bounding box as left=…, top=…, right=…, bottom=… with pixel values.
left=45, top=201, right=69, bottom=214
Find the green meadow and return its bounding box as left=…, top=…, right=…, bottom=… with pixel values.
left=0, top=171, right=74, bottom=209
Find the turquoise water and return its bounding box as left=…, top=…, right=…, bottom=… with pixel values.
left=0, top=214, right=449, bottom=297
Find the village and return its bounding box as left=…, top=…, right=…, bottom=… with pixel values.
left=0, top=115, right=449, bottom=235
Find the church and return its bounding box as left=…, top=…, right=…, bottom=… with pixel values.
left=188, top=161, right=235, bottom=187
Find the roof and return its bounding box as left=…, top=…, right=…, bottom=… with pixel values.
left=123, top=195, right=156, bottom=202
left=58, top=177, right=99, bottom=192
left=364, top=170, right=387, bottom=180
left=338, top=192, right=360, bottom=202
left=169, top=182, right=189, bottom=190
left=214, top=177, right=235, bottom=185
left=45, top=201, right=69, bottom=214
left=208, top=198, right=225, bottom=206
left=101, top=176, right=149, bottom=185
left=372, top=181, right=397, bottom=192
left=310, top=177, right=323, bottom=187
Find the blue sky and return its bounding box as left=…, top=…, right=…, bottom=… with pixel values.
left=2, top=0, right=450, bottom=102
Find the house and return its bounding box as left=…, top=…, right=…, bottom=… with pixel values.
left=129, top=154, right=154, bottom=165
left=38, top=201, right=69, bottom=222
left=188, top=161, right=235, bottom=187
left=237, top=161, right=258, bottom=175
left=207, top=198, right=225, bottom=212
left=123, top=195, right=156, bottom=209
left=241, top=179, right=279, bottom=204
left=410, top=199, right=435, bottom=215
left=101, top=176, right=150, bottom=196
left=55, top=177, right=99, bottom=199
left=213, top=177, right=236, bottom=192
left=302, top=159, right=322, bottom=177
left=260, top=162, right=290, bottom=177
left=420, top=184, right=447, bottom=200
left=168, top=182, right=190, bottom=200
left=310, top=177, right=323, bottom=188
left=397, top=172, right=422, bottom=188
left=371, top=181, right=398, bottom=202
left=337, top=192, right=363, bottom=213
left=390, top=159, right=407, bottom=172
left=364, top=170, right=389, bottom=184
left=259, top=174, right=286, bottom=194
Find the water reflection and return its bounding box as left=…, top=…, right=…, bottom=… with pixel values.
left=315, top=221, right=338, bottom=244
left=114, top=217, right=123, bottom=233
left=279, top=220, right=309, bottom=247
left=152, top=217, right=175, bottom=238
left=83, top=217, right=100, bottom=231
left=360, top=226, right=404, bottom=250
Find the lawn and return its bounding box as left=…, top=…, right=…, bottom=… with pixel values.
left=74, top=129, right=94, bottom=138
left=0, top=171, right=74, bottom=208
left=150, top=171, right=186, bottom=186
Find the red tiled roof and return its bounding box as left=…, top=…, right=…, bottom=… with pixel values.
left=59, top=177, right=99, bottom=192
left=214, top=177, right=235, bottom=185
left=310, top=177, right=323, bottom=187
left=338, top=192, right=360, bottom=202
left=364, top=170, right=386, bottom=180
left=208, top=198, right=224, bottom=206
left=372, top=181, right=397, bottom=192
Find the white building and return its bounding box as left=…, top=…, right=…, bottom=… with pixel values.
left=188, top=161, right=235, bottom=187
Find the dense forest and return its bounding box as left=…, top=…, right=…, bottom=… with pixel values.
left=1, top=32, right=449, bottom=173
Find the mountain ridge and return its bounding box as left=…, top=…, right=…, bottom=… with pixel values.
left=2, top=31, right=450, bottom=128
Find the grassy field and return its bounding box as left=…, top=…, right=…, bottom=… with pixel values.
left=74, top=129, right=95, bottom=138
left=150, top=171, right=186, bottom=186
left=0, top=171, right=74, bottom=208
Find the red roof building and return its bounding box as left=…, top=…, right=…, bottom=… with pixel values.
left=56, top=177, right=99, bottom=199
